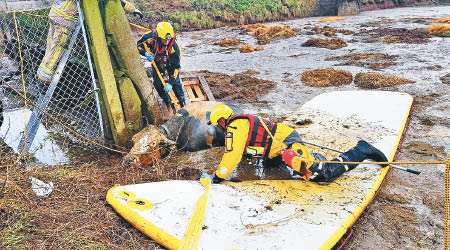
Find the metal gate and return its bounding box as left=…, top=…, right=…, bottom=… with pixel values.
left=0, top=3, right=104, bottom=166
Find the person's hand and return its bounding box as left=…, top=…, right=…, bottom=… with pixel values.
left=145, top=52, right=154, bottom=61
left=133, top=9, right=143, bottom=19
left=164, top=83, right=172, bottom=94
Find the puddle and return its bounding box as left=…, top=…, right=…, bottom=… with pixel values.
left=0, top=108, right=68, bottom=165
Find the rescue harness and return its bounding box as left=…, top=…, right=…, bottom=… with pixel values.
left=142, top=29, right=176, bottom=71
left=226, top=114, right=278, bottom=161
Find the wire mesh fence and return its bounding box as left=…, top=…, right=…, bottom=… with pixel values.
left=0, top=5, right=105, bottom=166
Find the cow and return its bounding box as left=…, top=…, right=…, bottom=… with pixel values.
left=122, top=101, right=243, bottom=167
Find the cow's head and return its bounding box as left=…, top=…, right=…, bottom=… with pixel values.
left=122, top=125, right=175, bottom=167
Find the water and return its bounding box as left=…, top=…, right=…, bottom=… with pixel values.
left=0, top=108, right=68, bottom=165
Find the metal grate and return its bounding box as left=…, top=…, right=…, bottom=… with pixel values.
left=0, top=4, right=104, bottom=166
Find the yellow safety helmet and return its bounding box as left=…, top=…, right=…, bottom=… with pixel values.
left=208, top=104, right=234, bottom=126
left=156, top=22, right=174, bottom=40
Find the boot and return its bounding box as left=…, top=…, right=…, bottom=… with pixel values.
left=308, top=153, right=348, bottom=182
left=340, top=140, right=389, bottom=170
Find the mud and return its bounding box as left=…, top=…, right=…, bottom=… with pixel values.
left=326, top=52, right=397, bottom=70
left=301, top=38, right=348, bottom=50
left=180, top=5, right=450, bottom=250
left=354, top=72, right=414, bottom=89
left=301, top=68, right=353, bottom=87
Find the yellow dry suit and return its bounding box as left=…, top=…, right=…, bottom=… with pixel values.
left=215, top=114, right=314, bottom=180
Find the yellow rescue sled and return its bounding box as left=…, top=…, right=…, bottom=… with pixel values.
left=107, top=91, right=413, bottom=250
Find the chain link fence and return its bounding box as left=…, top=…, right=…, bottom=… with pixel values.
left=0, top=5, right=106, bottom=166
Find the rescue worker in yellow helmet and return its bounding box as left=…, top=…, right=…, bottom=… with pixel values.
left=137, top=21, right=185, bottom=112
left=202, top=104, right=389, bottom=184
left=37, top=0, right=143, bottom=83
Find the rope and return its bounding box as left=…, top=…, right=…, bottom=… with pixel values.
left=12, top=11, right=28, bottom=165
left=445, top=155, right=450, bottom=250
left=129, top=22, right=150, bottom=32
left=308, top=160, right=448, bottom=165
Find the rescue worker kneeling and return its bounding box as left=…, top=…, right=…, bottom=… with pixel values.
left=202, top=104, right=389, bottom=184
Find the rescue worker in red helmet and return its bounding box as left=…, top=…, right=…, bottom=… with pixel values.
left=202, top=104, right=389, bottom=184
left=137, top=22, right=185, bottom=112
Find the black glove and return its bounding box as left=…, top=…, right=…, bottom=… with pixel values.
left=133, top=10, right=143, bottom=19
left=212, top=174, right=225, bottom=184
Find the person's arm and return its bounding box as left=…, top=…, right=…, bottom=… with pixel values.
left=136, top=32, right=153, bottom=56
left=168, top=39, right=181, bottom=77
left=215, top=119, right=250, bottom=180
left=121, top=0, right=143, bottom=18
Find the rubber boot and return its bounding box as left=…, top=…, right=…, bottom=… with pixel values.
left=340, top=140, right=389, bottom=170
left=308, top=153, right=348, bottom=182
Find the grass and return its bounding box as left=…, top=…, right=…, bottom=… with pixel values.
left=135, top=0, right=320, bottom=30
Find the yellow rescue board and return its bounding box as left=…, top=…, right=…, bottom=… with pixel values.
left=106, top=91, right=413, bottom=250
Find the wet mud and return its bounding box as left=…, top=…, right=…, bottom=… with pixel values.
left=180, top=5, right=450, bottom=250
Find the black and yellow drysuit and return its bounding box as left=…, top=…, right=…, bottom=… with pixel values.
left=212, top=114, right=388, bottom=183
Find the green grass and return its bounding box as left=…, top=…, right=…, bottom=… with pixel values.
left=136, top=0, right=320, bottom=29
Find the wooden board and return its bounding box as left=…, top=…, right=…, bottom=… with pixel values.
left=107, top=91, right=413, bottom=250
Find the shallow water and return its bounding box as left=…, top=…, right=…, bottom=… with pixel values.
left=0, top=108, right=68, bottom=165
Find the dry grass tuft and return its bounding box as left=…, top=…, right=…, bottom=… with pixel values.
left=239, top=45, right=264, bottom=53
left=432, top=17, right=450, bottom=24
left=354, top=73, right=414, bottom=89
left=308, top=26, right=354, bottom=37
left=326, top=52, right=397, bottom=70
left=427, top=24, right=450, bottom=37
left=301, top=38, right=347, bottom=50
left=301, top=68, right=353, bottom=87
left=239, top=24, right=298, bottom=44
left=315, top=17, right=345, bottom=22
left=441, top=73, right=450, bottom=85
left=214, top=38, right=240, bottom=47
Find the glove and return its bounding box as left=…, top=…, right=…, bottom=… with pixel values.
left=133, top=10, right=143, bottom=19
left=145, top=52, right=154, bottom=62
left=281, top=149, right=300, bottom=168
left=200, top=173, right=224, bottom=184
left=200, top=173, right=214, bottom=183
left=164, top=83, right=172, bottom=94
